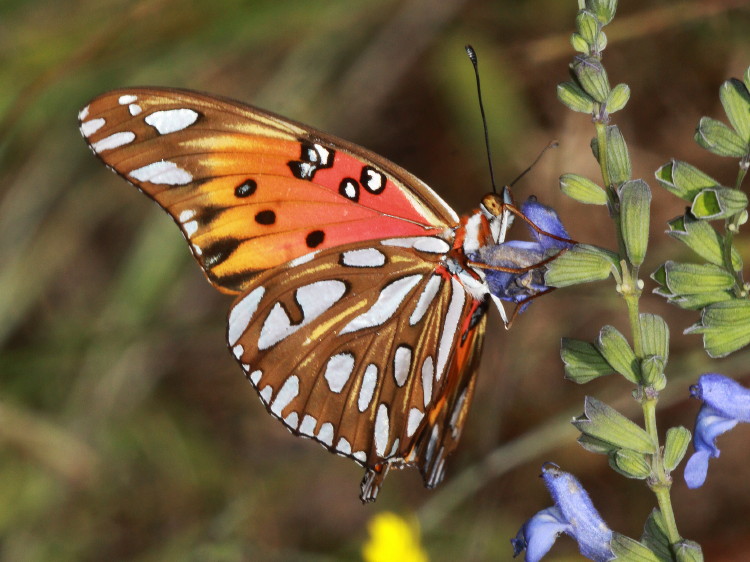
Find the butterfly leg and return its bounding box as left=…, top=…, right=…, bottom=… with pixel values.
left=360, top=463, right=391, bottom=503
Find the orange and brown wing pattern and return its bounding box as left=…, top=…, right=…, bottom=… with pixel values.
left=224, top=235, right=485, bottom=501
left=79, top=88, right=458, bottom=294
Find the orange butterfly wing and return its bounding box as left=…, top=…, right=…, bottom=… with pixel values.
left=79, top=88, right=458, bottom=293
left=80, top=88, right=489, bottom=501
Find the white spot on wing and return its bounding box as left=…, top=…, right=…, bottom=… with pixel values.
left=128, top=104, right=142, bottom=116
left=183, top=220, right=198, bottom=238
left=284, top=412, right=299, bottom=430
left=232, top=344, right=244, bottom=359
left=313, top=143, right=331, bottom=166
left=317, top=422, right=334, bottom=446
left=409, top=275, right=442, bottom=325
left=179, top=209, right=195, bottom=223
left=258, top=280, right=346, bottom=350
left=353, top=451, right=367, bottom=463
left=145, top=108, right=200, bottom=134
left=287, top=251, right=318, bottom=268
left=250, top=370, right=262, bottom=385
left=78, top=105, right=89, bottom=120
left=374, top=404, right=390, bottom=457
left=340, top=274, right=422, bottom=334
left=92, top=131, right=135, bottom=152
left=299, top=415, right=317, bottom=437
left=227, top=286, right=265, bottom=346
left=129, top=161, right=193, bottom=185
left=393, top=345, right=411, bottom=387
left=407, top=408, right=424, bottom=437
left=324, top=353, right=355, bottom=393
left=341, top=248, right=386, bottom=268
left=381, top=236, right=451, bottom=254
left=80, top=118, right=105, bottom=137
left=259, top=385, right=273, bottom=404
left=421, top=356, right=434, bottom=407
left=358, top=364, right=378, bottom=412
left=336, top=437, right=352, bottom=455
left=118, top=94, right=138, bottom=105
left=271, top=375, right=299, bottom=416
left=435, top=278, right=466, bottom=381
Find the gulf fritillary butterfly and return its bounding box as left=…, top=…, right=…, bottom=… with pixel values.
left=79, top=88, right=571, bottom=502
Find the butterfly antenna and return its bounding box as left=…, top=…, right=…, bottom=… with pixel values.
left=508, top=140, right=559, bottom=188
left=466, top=45, right=498, bottom=194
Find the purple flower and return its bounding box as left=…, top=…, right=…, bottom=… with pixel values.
left=473, top=198, right=573, bottom=306
left=684, top=374, right=750, bottom=489
left=512, top=464, right=613, bottom=562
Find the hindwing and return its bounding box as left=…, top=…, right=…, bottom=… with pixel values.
left=226, top=236, right=486, bottom=501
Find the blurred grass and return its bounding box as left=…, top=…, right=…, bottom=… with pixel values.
left=2, top=0, right=750, bottom=560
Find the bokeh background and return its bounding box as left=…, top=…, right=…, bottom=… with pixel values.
left=2, top=0, right=750, bottom=560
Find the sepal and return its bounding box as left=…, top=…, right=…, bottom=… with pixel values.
left=663, top=426, right=691, bottom=472
left=545, top=244, right=619, bottom=287
left=639, top=313, right=669, bottom=365
left=597, top=325, right=639, bottom=384
left=674, top=540, right=704, bottom=562
left=606, top=125, right=631, bottom=184
left=619, top=179, right=650, bottom=266
left=609, top=449, right=650, bottom=480
left=607, top=83, right=630, bottom=114
left=586, top=0, right=617, bottom=25
left=640, top=510, right=672, bottom=562
left=576, top=10, right=601, bottom=47
left=666, top=214, right=742, bottom=270
left=654, top=160, right=718, bottom=202
left=572, top=56, right=610, bottom=103
left=691, top=187, right=747, bottom=220
left=558, top=81, right=595, bottom=113
left=610, top=533, right=664, bottom=561
left=573, top=397, right=656, bottom=454
left=694, top=116, right=748, bottom=158
left=560, top=173, right=608, bottom=205
left=561, top=338, right=614, bottom=383
left=685, top=300, right=750, bottom=357
left=651, top=261, right=734, bottom=296
left=719, top=78, right=750, bottom=143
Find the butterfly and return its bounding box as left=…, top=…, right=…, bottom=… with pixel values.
left=79, top=88, right=571, bottom=502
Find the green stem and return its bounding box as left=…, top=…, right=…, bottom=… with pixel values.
left=652, top=483, right=682, bottom=546
left=643, top=399, right=682, bottom=545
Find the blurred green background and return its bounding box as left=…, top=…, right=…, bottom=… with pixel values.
left=2, top=0, right=750, bottom=560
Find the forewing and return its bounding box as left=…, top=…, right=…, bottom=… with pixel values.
left=79, top=88, right=458, bottom=294
left=226, top=235, right=486, bottom=500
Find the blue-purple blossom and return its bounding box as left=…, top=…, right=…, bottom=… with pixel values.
left=512, top=464, right=613, bottom=562
left=473, top=198, right=573, bottom=306
left=684, top=373, right=750, bottom=489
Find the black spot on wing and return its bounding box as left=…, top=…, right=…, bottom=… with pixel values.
left=306, top=230, right=325, bottom=248
left=235, top=179, right=257, bottom=198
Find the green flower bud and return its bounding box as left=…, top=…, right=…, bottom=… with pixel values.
left=559, top=173, right=608, bottom=205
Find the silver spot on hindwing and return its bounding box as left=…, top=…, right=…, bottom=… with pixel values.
left=393, top=345, right=411, bottom=387
left=324, top=352, right=355, bottom=393
left=358, top=364, right=378, bottom=412
left=271, top=376, right=299, bottom=416
left=374, top=403, right=390, bottom=457
left=227, top=286, right=266, bottom=346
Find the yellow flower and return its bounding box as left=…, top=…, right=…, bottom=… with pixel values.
left=362, top=511, right=428, bottom=562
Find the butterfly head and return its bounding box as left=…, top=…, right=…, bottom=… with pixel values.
left=479, top=187, right=516, bottom=245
